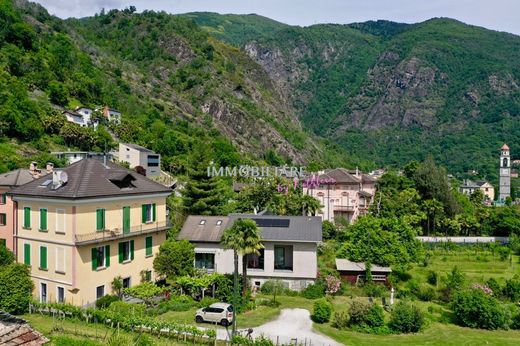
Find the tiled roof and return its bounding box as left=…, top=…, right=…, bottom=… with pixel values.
left=178, top=214, right=322, bottom=243
left=0, top=169, right=43, bottom=187
left=320, top=168, right=361, bottom=184
left=9, top=159, right=171, bottom=200
left=121, top=143, right=155, bottom=153
left=0, top=311, right=49, bottom=345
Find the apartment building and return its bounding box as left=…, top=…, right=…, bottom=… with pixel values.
left=119, top=143, right=161, bottom=177
left=9, top=159, right=171, bottom=306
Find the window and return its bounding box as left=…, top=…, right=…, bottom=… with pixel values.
left=91, top=245, right=110, bottom=270
left=247, top=249, right=265, bottom=270
left=96, top=209, right=105, bottom=231
left=56, top=247, right=65, bottom=273
left=57, top=286, right=65, bottom=303
left=199, top=220, right=206, bottom=225
left=96, top=285, right=105, bottom=299
left=147, top=155, right=160, bottom=167
left=145, top=236, right=153, bottom=257
left=23, top=207, right=31, bottom=229
left=40, top=283, right=47, bottom=303
left=24, top=243, right=31, bottom=265
left=0, top=213, right=6, bottom=226
left=39, top=246, right=47, bottom=270
left=0, top=193, right=6, bottom=204
left=123, top=277, right=131, bottom=289
left=39, top=208, right=47, bottom=231
left=274, top=245, right=293, bottom=271
left=195, top=253, right=215, bottom=270
left=56, top=209, right=65, bottom=234
left=119, top=240, right=134, bottom=263
left=141, top=204, right=156, bottom=223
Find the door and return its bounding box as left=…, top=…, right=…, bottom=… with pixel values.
left=123, top=206, right=130, bottom=234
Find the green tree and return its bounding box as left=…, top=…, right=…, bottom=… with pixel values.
left=48, top=81, right=69, bottom=106
left=153, top=240, right=195, bottom=279
left=221, top=218, right=263, bottom=297
left=0, top=263, right=34, bottom=314
left=0, top=245, right=14, bottom=267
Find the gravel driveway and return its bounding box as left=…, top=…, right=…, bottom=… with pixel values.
left=216, top=308, right=342, bottom=346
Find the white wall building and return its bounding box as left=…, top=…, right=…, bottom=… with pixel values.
left=119, top=143, right=161, bottom=177
left=52, top=151, right=114, bottom=165
left=178, top=214, right=322, bottom=291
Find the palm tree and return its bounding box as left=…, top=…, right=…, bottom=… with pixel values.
left=222, top=218, right=264, bottom=297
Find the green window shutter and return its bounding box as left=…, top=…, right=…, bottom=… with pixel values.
left=40, top=209, right=47, bottom=230
left=145, top=236, right=152, bottom=257
left=105, top=245, right=110, bottom=267
left=40, top=246, right=47, bottom=270
left=152, top=203, right=156, bottom=222
left=141, top=205, right=146, bottom=223
left=1, top=193, right=6, bottom=204
left=96, top=209, right=105, bottom=231
left=91, top=248, right=97, bottom=270
left=24, top=244, right=31, bottom=265
left=130, top=240, right=135, bottom=260
left=24, top=207, right=31, bottom=228
left=118, top=243, right=124, bottom=263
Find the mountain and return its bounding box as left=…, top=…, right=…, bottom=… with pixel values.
left=0, top=0, right=354, bottom=174
left=191, top=13, right=520, bottom=181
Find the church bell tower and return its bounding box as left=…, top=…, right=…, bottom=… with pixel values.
left=499, top=144, right=511, bottom=201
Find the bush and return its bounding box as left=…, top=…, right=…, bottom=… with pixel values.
left=257, top=298, right=281, bottom=308
left=123, top=283, right=163, bottom=300
left=108, top=301, right=146, bottom=317
left=347, top=301, right=384, bottom=327
left=498, top=246, right=511, bottom=261
left=332, top=311, right=349, bottom=329
left=511, top=313, right=520, bottom=330
left=389, top=301, right=424, bottom=333
left=301, top=280, right=326, bottom=299
left=363, top=283, right=387, bottom=298
left=503, top=276, right=520, bottom=301
left=0, top=263, right=34, bottom=314
left=426, top=271, right=437, bottom=286
left=198, top=296, right=219, bottom=308
left=451, top=289, right=508, bottom=330
left=365, top=304, right=385, bottom=327
left=312, top=298, right=332, bottom=323
left=486, top=278, right=501, bottom=296
left=416, top=284, right=436, bottom=302
left=95, top=295, right=120, bottom=309
left=157, top=295, right=197, bottom=313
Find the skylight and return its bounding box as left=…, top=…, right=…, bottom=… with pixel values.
left=199, top=220, right=206, bottom=225
left=216, top=220, right=222, bottom=225
left=39, top=180, right=52, bottom=187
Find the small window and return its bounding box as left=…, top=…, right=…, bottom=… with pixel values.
left=123, top=277, right=131, bottom=289
left=0, top=193, right=7, bottom=204
left=195, top=253, right=215, bottom=270
left=119, top=241, right=134, bottom=263
left=0, top=213, right=6, bottom=226
left=141, top=204, right=155, bottom=223
left=40, top=283, right=47, bottom=303
left=96, top=285, right=105, bottom=299
left=57, top=286, right=65, bottom=303
left=216, top=220, right=222, bottom=226
left=199, top=220, right=206, bottom=225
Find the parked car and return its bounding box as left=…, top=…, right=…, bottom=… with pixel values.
left=195, top=303, right=234, bottom=326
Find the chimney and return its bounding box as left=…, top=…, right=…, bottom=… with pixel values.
left=29, top=161, right=37, bottom=172
left=46, top=162, right=54, bottom=173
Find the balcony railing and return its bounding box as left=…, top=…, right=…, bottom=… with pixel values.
left=74, top=221, right=170, bottom=245
left=334, top=205, right=355, bottom=211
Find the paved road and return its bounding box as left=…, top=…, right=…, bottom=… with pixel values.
left=215, top=308, right=342, bottom=346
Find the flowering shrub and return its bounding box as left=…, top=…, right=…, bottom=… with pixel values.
left=325, top=275, right=341, bottom=295
left=470, top=283, right=493, bottom=295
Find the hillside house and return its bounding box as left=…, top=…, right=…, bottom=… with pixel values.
left=101, top=106, right=121, bottom=124
left=9, top=159, right=171, bottom=305
left=52, top=151, right=114, bottom=165
left=119, top=143, right=161, bottom=177
left=303, top=168, right=376, bottom=224
left=178, top=214, right=322, bottom=291
left=459, top=179, right=494, bottom=201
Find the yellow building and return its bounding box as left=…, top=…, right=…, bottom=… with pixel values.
left=10, top=159, right=171, bottom=306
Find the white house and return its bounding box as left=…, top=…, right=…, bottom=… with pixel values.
left=52, top=151, right=114, bottom=165
left=63, top=110, right=87, bottom=127
left=119, top=143, right=161, bottom=177
left=459, top=179, right=495, bottom=201
left=177, top=214, right=322, bottom=291
left=100, top=106, right=121, bottom=124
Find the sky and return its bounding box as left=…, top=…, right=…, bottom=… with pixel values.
left=32, top=0, right=520, bottom=35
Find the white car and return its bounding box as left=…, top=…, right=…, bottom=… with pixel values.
left=195, top=303, right=234, bottom=326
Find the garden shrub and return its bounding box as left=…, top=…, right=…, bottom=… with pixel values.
left=0, top=263, right=34, bottom=314
left=389, top=301, right=424, bottom=333
left=416, top=284, right=436, bottom=302
left=347, top=300, right=384, bottom=327
left=311, top=298, right=332, bottom=323
left=426, top=270, right=437, bottom=286
left=123, top=282, right=163, bottom=300
left=332, top=311, right=349, bottom=329
left=95, top=295, right=120, bottom=309
left=363, top=283, right=387, bottom=298
left=198, top=296, right=219, bottom=308
left=365, top=304, right=385, bottom=327
left=157, top=295, right=197, bottom=313
left=258, top=298, right=281, bottom=308
left=503, top=276, right=520, bottom=301
left=498, top=246, right=511, bottom=261
left=301, top=280, right=326, bottom=299
left=511, top=312, right=520, bottom=330
left=108, top=301, right=146, bottom=317
left=451, top=289, right=508, bottom=330
left=486, top=278, right=501, bottom=296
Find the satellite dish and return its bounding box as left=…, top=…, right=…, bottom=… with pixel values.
left=60, top=171, right=68, bottom=184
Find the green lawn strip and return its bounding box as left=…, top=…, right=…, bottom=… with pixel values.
left=22, top=314, right=185, bottom=346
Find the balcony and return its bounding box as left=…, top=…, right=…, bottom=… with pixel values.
left=333, top=205, right=355, bottom=212
left=74, top=221, right=170, bottom=245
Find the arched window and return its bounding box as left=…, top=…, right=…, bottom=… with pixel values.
left=503, top=158, right=508, bottom=167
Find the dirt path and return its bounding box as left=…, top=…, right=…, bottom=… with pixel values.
left=215, top=308, right=342, bottom=345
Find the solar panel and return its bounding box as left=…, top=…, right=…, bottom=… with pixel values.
left=39, top=180, right=52, bottom=187
left=251, top=218, right=290, bottom=228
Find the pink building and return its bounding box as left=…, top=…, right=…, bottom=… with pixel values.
left=0, top=163, right=50, bottom=254
left=303, top=168, right=376, bottom=224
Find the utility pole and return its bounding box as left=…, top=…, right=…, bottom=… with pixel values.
left=232, top=249, right=238, bottom=337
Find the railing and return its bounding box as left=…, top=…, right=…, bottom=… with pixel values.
left=74, top=221, right=170, bottom=245
left=334, top=205, right=355, bottom=211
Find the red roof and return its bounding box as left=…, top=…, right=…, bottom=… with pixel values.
left=501, top=144, right=510, bottom=150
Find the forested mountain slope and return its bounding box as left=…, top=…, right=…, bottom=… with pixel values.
left=0, top=0, right=353, bottom=174
left=191, top=13, right=520, bottom=180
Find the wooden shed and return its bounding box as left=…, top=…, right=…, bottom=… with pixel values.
left=335, top=258, right=391, bottom=284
